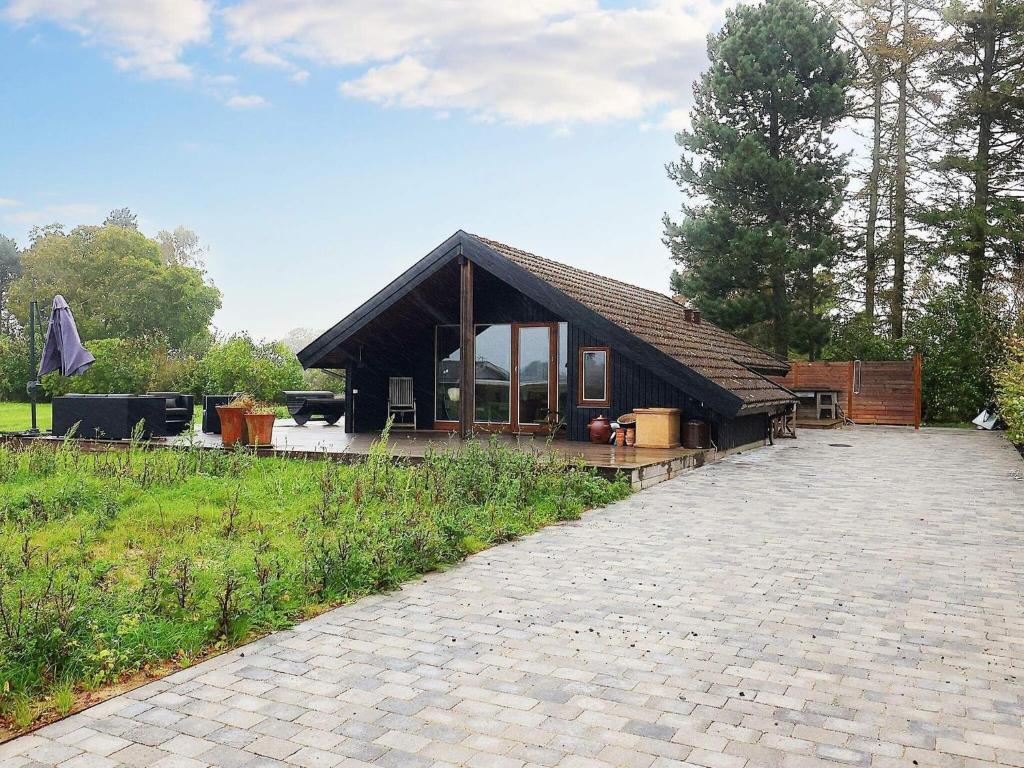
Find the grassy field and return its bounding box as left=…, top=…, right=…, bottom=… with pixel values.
left=0, top=402, right=51, bottom=433
left=0, top=431, right=630, bottom=733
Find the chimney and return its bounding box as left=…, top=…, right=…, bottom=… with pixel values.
left=683, top=308, right=693, bottom=322
left=692, top=310, right=701, bottom=324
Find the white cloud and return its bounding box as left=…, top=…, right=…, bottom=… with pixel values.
left=0, top=197, right=21, bottom=207
left=4, top=0, right=212, bottom=79
left=225, top=93, right=268, bottom=109
left=224, top=0, right=732, bottom=126
left=1, top=201, right=101, bottom=227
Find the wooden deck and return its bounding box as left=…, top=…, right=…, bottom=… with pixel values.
left=2, top=420, right=763, bottom=491
left=795, top=417, right=845, bottom=429
left=177, top=421, right=727, bottom=489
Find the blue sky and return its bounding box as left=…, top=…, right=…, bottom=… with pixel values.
left=0, top=1, right=733, bottom=340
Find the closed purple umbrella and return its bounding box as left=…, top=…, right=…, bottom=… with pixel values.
left=38, top=295, right=94, bottom=377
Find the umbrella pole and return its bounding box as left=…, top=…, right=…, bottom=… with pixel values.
left=27, top=300, right=39, bottom=435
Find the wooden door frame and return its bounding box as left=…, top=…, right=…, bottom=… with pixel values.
left=433, top=321, right=558, bottom=434
left=511, top=322, right=558, bottom=433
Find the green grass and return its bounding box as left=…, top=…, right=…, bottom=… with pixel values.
left=0, top=402, right=51, bottom=432
left=0, top=430, right=630, bottom=732
left=0, top=400, right=220, bottom=435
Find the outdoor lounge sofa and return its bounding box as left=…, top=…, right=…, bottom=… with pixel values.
left=52, top=393, right=194, bottom=440
left=146, top=392, right=195, bottom=435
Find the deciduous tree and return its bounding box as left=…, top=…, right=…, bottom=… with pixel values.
left=9, top=224, right=221, bottom=349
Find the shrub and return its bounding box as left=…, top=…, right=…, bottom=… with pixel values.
left=186, top=335, right=303, bottom=403
left=905, top=288, right=1007, bottom=423
left=995, top=336, right=1024, bottom=444
left=0, top=333, right=32, bottom=401
left=822, top=315, right=909, bottom=362
left=42, top=338, right=156, bottom=396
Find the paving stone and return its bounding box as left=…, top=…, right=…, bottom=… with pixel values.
left=5, top=428, right=1021, bottom=768
left=109, top=743, right=170, bottom=767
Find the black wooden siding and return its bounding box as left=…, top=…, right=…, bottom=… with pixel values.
left=341, top=261, right=766, bottom=449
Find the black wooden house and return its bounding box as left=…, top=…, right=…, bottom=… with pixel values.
left=298, top=231, right=795, bottom=450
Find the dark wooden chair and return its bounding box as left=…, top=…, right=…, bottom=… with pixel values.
left=283, top=391, right=345, bottom=426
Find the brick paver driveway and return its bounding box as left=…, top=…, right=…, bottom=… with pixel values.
left=4, top=427, right=1023, bottom=768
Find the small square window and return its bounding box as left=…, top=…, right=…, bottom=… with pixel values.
left=579, top=347, right=610, bottom=406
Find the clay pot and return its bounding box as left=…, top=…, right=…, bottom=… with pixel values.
left=244, top=413, right=276, bottom=447
left=614, top=428, right=626, bottom=447
left=625, top=427, right=636, bottom=446
left=216, top=405, right=248, bottom=446
left=588, top=414, right=612, bottom=444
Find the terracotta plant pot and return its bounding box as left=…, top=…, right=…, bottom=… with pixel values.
left=216, top=405, right=248, bottom=446
left=625, top=426, right=636, bottom=447
left=615, top=428, right=626, bottom=447
left=244, top=413, right=275, bottom=447
left=588, top=414, right=612, bottom=444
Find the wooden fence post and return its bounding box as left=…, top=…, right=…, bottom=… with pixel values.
left=913, top=353, right=922, bottom=429
left=846, top=362, right=855, bottom=422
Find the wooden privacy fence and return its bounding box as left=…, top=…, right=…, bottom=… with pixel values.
left=771, top=356, right=922, bottom=427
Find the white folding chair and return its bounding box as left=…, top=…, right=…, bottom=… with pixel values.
left=387, top=377, right=417, bottom=430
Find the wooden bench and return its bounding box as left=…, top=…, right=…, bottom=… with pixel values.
left=282, top=391, right=346, bottom=426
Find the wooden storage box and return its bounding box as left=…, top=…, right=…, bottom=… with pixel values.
left=633, top=407, right=681, bottom=449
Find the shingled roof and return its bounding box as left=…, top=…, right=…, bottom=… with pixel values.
left=298, top=230, right=795, bottom=416
left=470, top=235, right=793, bottom=414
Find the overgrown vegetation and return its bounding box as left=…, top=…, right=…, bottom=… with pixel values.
left=995, top=336, right=1024, bottom=444
left=0, top=433, right=629, bottom=732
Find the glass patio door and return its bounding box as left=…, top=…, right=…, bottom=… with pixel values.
left=515, top=325, right=552, bottom=428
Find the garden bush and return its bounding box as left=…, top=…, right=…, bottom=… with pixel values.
left=995, top=335, right=1024, bottom=445
left=822, top=315, right=909, bottom=361
left=183, top=334, right=304, bottom=403
left=0, top=432, right=629, bottom=730
left=0, top=333, right=31, bottom=401
left=905, top=288, right=1007, bottom=423
left=42, top=338, right=156, bottom=397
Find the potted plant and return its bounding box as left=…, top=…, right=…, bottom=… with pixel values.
left=216, top=394, right=255, bottom=447
left=244, top=403, right=277, bottom=447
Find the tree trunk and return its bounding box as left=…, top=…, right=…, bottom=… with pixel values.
left=891, top=0, right=909, bottom=339
left=771, top=270, right=789, bottom=358
left=768, top=95, right=789, bottom=357
left=865, top=67, right=883, bottom=319
left=967, top=0, right=995, bottom=294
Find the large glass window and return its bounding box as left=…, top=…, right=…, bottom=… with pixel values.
left=580, top=347, right=610, bottom=406
left=435, top=324, right=512, bottom=423
left=475, top=324, right=511, bottom=423
left=557, top=323, right=568, bottom=421
left=435, top=326, right=461, bottom=421
left=517, top=326, right=550, bottom=424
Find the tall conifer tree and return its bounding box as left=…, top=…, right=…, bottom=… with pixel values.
left=665, top=0, right=852, bottom=358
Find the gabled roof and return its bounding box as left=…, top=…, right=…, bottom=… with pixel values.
left=473, top=236, right=792, bottom=413
left=299, top=231, right=795, bottom=416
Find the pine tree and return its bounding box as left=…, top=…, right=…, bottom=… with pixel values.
left=665, top=0, right=852, bottom=358
left=928, top=0, right=1024, bottom=294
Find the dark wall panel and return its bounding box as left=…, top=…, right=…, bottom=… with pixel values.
left=337, top=261, right=764, bottom=448
left=566, top=325, right=764, bottom=449
left=567, top=325, right=710, bottom=441
left=345, top=262, right=558, bottom=432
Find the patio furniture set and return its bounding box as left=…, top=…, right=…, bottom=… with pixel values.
left=50, top=391, right=345, bottom=442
